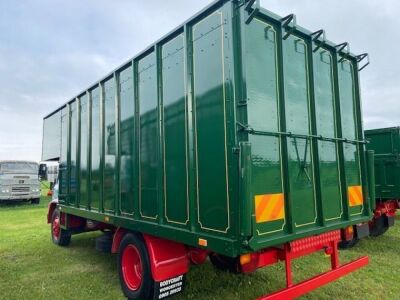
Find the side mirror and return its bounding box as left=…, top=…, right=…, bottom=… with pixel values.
left=38, top=163, right=48, bottom=181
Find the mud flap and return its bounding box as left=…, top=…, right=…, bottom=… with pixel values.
left=355, top=223, right=369, bottom=239
left=385, top=215, right=395, bottom=228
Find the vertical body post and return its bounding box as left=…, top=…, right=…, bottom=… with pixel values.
left=76, top=97, right=81, bottom=208
left=132, top=60, right=140, bottom=219
left=99, top=82, right=105, bottom=213
left=156, top=44, right=164, bottom=225
left=87, top=91, right=92, bottom=210
left=114, top=72, right=121, bottom=215
left=184, top=23, right=197, bottom=233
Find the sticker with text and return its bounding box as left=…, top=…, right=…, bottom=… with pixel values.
left=155, top=274, right=185, bottom=299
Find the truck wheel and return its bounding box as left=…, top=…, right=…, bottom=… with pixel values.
left=118, top=233, right=154, bottom=300
left=338, top=238, right=359, bottom=249
left=51, top=210, right=71, bottom=246
left=95, top=232, right=113, bottom=253
left=209, top=253, right=240, bottom=273
left=31, top=198, right=40, bottom=205
left=370, top=216, right=388, bottom=237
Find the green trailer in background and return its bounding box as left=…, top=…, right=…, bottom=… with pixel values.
left=42, top=0, right=372, bottom=299
left=365, top=127, right=400, bottom=236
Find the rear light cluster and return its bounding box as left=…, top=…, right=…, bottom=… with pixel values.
left=342, top=226, right=354, bottom=241
left=240, top=249, right=279, bottom=273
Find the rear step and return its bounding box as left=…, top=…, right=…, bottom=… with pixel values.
left=243, top=230, right=369, bottom=299
left=259, top=257, right=368, bottom=300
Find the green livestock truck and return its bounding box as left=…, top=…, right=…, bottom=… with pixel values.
left=42, top=0, right=373, bottom=299
left=365, top=127, right=400, bottom=236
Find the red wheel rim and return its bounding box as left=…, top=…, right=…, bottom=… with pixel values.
left=122, top=244, right=143, bottom=291
left=52, top=215, right=60, bottom=241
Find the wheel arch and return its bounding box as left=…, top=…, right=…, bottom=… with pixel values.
left=47, top=199, right=58, bottom=223
left=113, top=228, right=190, bottom=282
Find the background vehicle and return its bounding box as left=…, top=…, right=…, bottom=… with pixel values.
left=0, top=160, right=41, bottom=204
left=42, top=0, right=372, bottom=299
left=39, top=161, right=59, bottom=189
left=365, top=127, right=400, bottom=236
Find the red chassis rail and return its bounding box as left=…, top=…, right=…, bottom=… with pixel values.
left=241, top=230, right=368, bottom=300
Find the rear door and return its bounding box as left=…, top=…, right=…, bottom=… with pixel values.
left=243, top=13, right=367, bottom=245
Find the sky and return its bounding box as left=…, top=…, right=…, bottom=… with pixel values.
left=0, top=0, right=399, bottom=162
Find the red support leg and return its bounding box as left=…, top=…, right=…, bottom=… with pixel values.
left=258, top=256, right=369, bottom=300
left=330, top=241, right=339, bottom=270
left=256, top=230, right=368, bottom=300
left=284, top=244, right=293, bottom=288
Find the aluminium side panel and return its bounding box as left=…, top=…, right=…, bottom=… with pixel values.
left=69, top=101, right=78, bottom=207
left=42, top=110, right=62, bottom=161
left=119, top=65, right=135, bottom=216
left=161, top=31, right=189, bottom=227
left=58, top=106, right=69, bottom=204
left=90, top=86, right=102, bottom=211
left=103, top=78, right=117, bottom=214
left=137, top=52, right=159, bottom=221
left=55, top=0, right=240, bottom=256
left=191, top=4, right=235, bottom=235
left=79, top=94, right=89, bottom=209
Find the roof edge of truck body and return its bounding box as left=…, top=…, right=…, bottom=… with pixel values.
left=44, top=0, right=363, bottom=121
left=365, top=127, right=400, bottom=134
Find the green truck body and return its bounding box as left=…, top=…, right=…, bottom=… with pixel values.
left=42, top=0, right=373, bottom=258
left=365, top=127, right=400, bottom=200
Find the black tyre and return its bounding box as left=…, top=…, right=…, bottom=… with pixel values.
left=370, top=215, right=388, bottom=237
left=31, top=198, right=40, bottom=205
left=118, top=233, right=155, bottom=300
left=95, top=232, right=113, bottom=253
left=338, top=237, right=359, bottom=249
left=209, top=253, right=240, bottom=273
left=51, top=210, right=71, bottom=246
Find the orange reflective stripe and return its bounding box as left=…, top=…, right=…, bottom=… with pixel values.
left=256, top=195, right=270, bottom=220
left=348, top=186, right=363, bottom=207
left=349, top=193, right=356, bottom=206
left=258, top=195, right=279, bottom=222
left=270, top=196, right=284, bottom=220
left=354, top=186, right=363, bottom=201
left=255, top=193, right=285, bottom=223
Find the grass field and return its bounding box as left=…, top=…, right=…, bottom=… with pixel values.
left=0, top=196, right=399, bottom=300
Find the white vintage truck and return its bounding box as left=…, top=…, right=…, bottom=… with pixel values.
left=0, top=160, right=41, bottom=204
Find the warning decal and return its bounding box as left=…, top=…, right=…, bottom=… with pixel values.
left=255, top=193, right=285, bottom=223
left=348, top=185, right=363, bottom=207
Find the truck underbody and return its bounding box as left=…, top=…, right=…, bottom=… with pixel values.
left=48, top=199, right=369, bottom=300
